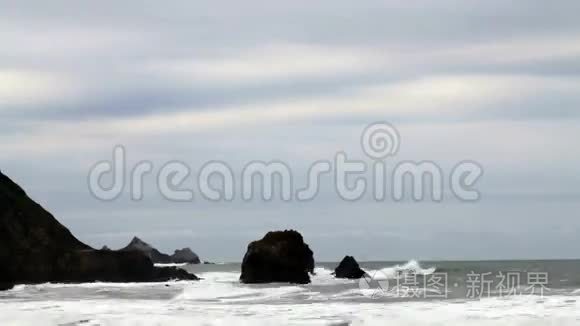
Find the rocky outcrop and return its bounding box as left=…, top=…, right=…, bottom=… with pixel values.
left=333, top=256, right=367, bottom=279
left=240, top=230, right=314, bottom=284
left=0, top=282, right=13, bottom=291
left=172, top=248, right=200, bottom=264
left=0, top=171, right=198, bottom=289
left=120, top=237, right=173, bottom=264
left=119, top=238, right=201, bottom=264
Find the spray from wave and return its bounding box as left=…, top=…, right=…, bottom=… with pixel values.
left=365, top=260, right=436, bottom=281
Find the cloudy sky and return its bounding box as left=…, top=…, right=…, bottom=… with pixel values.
left=2, top=0, right=579, bottom=261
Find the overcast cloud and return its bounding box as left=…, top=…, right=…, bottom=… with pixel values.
left=1, top=0, right=579, bottom=261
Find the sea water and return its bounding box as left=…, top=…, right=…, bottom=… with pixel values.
left=2, top=260, right=580, bottom=325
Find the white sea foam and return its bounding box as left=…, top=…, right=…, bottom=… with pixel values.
left=1, top=293, right=579, bottom=325
left=365, top=260, right=436, bottom=280
left=311, top=267, right=353, bottom=285
left=175, top=270, right=317, bottom=303
left=5, top=281, right=192, bottom=290
left=154, top=263, right=188, bottom=267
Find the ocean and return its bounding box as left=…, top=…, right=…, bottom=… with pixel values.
left=2, top=260, right=580, bottom=325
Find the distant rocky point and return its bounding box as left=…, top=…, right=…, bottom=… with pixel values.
left=118, top=237, right=201, bottom=264
left=240, top=230, right=314, bottom=284
left=0, top=171, right=198, bottom=291
left=172, top=248, right=201, bottom=264
left=120, top=237, right=173, bottom=264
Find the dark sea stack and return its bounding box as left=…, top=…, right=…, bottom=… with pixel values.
left=240, top=230, right=315, bottom=284
left=0, top=171, right=198, bottom=289
left=101, top=246, right=112, bottom=251
left=0, top=283, right=14, bottom=291
left=171, top=248, right=201, bottom=264
left=334, top=256, right=367, bottom=279
left=120, top=237, right=173, bottom=264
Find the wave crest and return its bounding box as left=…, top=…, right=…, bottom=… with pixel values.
left=366, top=260, right=436, bottom=280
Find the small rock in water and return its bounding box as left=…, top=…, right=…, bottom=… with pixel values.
left=334, top=256, right=367, bottom=279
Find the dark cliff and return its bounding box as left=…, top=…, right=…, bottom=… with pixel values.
left=0, top=171, right=198, bottom=290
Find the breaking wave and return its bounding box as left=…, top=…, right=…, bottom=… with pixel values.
left=365, top=260, right=436, bottom=280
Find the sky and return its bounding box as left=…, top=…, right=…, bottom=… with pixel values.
left=1, top=0, right=579, bottom=262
